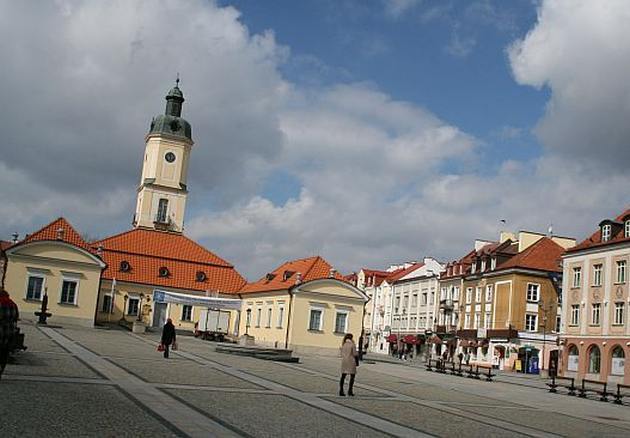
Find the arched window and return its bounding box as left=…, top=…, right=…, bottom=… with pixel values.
left=588, top=345, right=601, bottom=373
left=602, top=224, right=612, bottom=242
left=567, top=344, right=579, bottom=371
left=611, top=346, right=625, bottom=376
left=156, top=198, right=168, bottom=223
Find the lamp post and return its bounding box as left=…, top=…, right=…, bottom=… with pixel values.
left=539, top=301, right=551, bottom=373
left=121, top=294, right=128, bottom=322
left=137, top=294, right=144, bottom=322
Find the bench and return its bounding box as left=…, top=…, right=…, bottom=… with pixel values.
left=547, top=375, right=577, bottom=396
left=613, top=384, right=630, bottom=405
left=578, top=379, right=609, bottom=402
left=464, top=364, right=480, bottom=379
left=476, top=364, right=495, bottom=382
left=446, top=361, right=463, bottom=376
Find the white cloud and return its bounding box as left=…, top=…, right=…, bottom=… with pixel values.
left=383, top=0, right=423, bottom=19
left=2, top=0, right=629, bottom=283
left=509, top=0, right=630, bottom=170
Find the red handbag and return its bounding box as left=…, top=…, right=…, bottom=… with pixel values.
left=157, top=343, right=165, bottom=352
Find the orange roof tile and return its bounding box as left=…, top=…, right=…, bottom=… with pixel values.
left=496, top=237, right=564, bottom=273
left=568, top=207, right=630, bottom=253
left=387, top=262, right=425, bottom=283
left=240, top=256, right=343, bottom=294
left=21, top=217, right=92, bottom=252
left=95, top=228, right=246, bottom=294
left=94, top=228, right=232, bottom=267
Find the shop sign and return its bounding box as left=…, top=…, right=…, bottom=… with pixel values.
left=611, top=357, right=625, bottom=376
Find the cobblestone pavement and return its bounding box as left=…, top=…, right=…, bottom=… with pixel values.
left=2, top=322, right=630, bottom=437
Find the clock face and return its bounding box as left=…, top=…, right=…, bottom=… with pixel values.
left=165, top=152, right=176, bottom=163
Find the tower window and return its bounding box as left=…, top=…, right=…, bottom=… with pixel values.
left=165, top=152, right=176, bottom=163
left=156, top=198, right=168, bottom=223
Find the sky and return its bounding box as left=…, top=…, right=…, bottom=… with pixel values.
left=1, top=0, right=629, bottom=280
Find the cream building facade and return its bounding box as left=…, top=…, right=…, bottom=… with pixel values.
left=561, top=208, right=630, bottom=385
left=4, top=218, right=105, bottom=327
left=239, top=256, right=368, bottom=355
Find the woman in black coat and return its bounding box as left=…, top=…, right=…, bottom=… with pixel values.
left=161, top=318, right=176, bottom=359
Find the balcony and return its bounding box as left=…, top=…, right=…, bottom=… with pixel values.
left=439, top=299, right=454, bottom=311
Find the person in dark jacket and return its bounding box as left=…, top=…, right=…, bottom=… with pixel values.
left=161, top=318, right=176, bottom=359
left=0, top=288, right=19, bottom=380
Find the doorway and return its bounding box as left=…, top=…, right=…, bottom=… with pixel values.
left=153, top=302, right=168, bottom=328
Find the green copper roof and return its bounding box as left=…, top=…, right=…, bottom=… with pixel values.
left=148, top=81, right=192, bottom=141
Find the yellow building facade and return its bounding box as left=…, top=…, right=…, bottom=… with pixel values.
left=240, top=257, right=368, bottom=355
left=4, top=218, right=105, bottom=327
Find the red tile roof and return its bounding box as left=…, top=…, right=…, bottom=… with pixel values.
left=94, top=228, right=246, bottom=294
left=240, top=256, right=343, bottom=294
left=361, top=268, right=395, bottom=286
left=94, top=228, right=232, bottom=267
left=386, top=262, right=425, bottom=283
left=568, top=207, right=630, bottom=253
left=0, top=240, right=11, bottom=252
left=495, top=237, right=565, bottom=273
left=20, top=217, right=93, bottom=252
left=441, top=249, right=476, bottom=280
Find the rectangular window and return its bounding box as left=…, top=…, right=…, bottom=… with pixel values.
left=525, top=313, right=538, bottom=332
left=626, top=220, right=630, bottom=238
left=309, top=308, right=323, bottom=331
left=156, top=198, right=169, bottom=223
left=475, top=287, right=482, bottom=302
left=485, top=285, right=493, bottom=302
left=466, top=288, right=472, bottom=303
left=526, top=283, right=540, bottom=302
left=60, top=279, right=78, bottom=304
left=256, top=308, right=262, bottom=327
left=464, top=313, right=471, bottom=329
left=593, top=264, right=603, bottom=286
left=591, top=303, right=601, bottom=325
left=484, top=312, right=492, bottom=329
left=555, top=315, right=561, bottom=333
left=127, top=298, right=139, bottom=316
left=570, top=304, right=580, bottom=326
left=266, top=308, right=273, bottom=328
left=102, top=295, right=112, bottom=313
left=277, top=306, right=284, bottom=328
left=403, top=295, right=409, bottom=309
left=474, top=313, right=480, bottom=329
left=395, top=296, right=401, bottom=313
left=26, top=275, right=44, bottom=300
left=181, top=305, right=193, bottom=321
left=453, top=287, right=460, bottom=301
left=614, top=302, right=624, bottom=325
left=572, top=267, right=581, bottom=288
left=411, top=293, right=418, bottom=309
left=421, top=292, right=427, bottom=305
left=616, top=260, right=627, bottom=283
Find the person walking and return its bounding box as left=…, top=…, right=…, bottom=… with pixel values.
left=160, top=318, right=176, bottom=359
left=0, top=288, right=19, bottom=380
left=339, top=333, right=358, bottom=396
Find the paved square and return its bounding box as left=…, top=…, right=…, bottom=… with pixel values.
left=3, top=322, right=630, bottom=437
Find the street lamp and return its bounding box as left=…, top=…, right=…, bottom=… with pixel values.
left=121, top=294, right=128, bottom=322
left=539, top=301, right=551, bottom=373
left=137, top=294, right=144, bottom=322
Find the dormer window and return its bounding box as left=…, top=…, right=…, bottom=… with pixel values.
left=283, top=270, right=295, bottom=281
left=471, top=263, right=476, bottom=274
left=625, top=220, right=630, bottom=238
left=491, top=257, right=497, bottom=270
left=195, top=271, right=206, bottom=282
left=480, top=259, right=486, bottom=272
left=119, top=261, right=131, bottom=272
left=602, top=224, right=612, bottom=242
left=158, top=266, right=170, bottom=278
left=265, top=273, right=276, bottom=281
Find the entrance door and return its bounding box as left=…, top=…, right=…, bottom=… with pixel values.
left=153, top=302, right=167, bottom=328
left=549, top=350, right=559, bottom=377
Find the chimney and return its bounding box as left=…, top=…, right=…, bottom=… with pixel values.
left=96, top=245, right=104, bottom=256
left=295, top=272, right=302, bottom=284
left=56, top=228, right=65, bottom=241
left=329, top=268, right=336, bottom=278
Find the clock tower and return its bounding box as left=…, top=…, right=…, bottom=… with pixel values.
left=133, top=80, right=194, bottom=233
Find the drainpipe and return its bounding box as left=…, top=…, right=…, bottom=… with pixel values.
left=284, top=289, right=294, bottom=349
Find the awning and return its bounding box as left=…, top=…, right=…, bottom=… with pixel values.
left=153, top=290, right=242, bottom=310
left=403, top=335, right=417, bottom=344
left=386, top=334, right=398, bottom=343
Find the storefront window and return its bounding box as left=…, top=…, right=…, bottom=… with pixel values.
left=588, top=345, right=601, bottom=373
left=567, top=344, right=579, bottom=371
left=611, top=346, right=625, bottom=376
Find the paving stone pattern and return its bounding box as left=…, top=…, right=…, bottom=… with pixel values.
left=3, top=322, right=630, bottom=437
